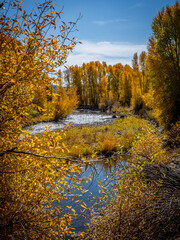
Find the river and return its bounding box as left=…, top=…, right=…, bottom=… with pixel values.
left=25, top=109, right=115, bottom=134
left=26, top=110, right=125, bottom=237
left=58, top=160, right=126, bottom=238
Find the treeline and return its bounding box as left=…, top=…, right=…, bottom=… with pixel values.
left=63, top=55, right=148, bottom=113
left=62, top=1, right=180, bottom=130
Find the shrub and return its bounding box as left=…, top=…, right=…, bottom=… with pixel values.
left=86, top=128, right=177, bottom=240
left=167, top=121, right=180, bottom=149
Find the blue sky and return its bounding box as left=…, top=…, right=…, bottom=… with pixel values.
left=22, top=0, right=177, bottom=66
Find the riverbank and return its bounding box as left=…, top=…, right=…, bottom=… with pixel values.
left=25, top=109, right=180, bottom=239
left=85, top=127, right=180, bottom=240
left=25, top=104, right=134, bottom=127
left=27, top=115, right=153, bottom=159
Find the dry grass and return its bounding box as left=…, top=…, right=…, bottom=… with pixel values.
left=55, top=116, right=151, bottom=157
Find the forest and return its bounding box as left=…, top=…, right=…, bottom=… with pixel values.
left=0, top=0, right=180, bottom=239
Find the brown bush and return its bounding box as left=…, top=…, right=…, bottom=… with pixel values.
left=167, top=121, right=180, bottom=149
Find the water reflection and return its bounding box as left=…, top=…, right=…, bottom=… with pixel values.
left=25, top=110, right=124, bottom=237
left=55, top=158, right=126, bottom=236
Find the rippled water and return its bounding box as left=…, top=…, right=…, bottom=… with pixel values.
left=25, top=110, right=122, bottom=237
left=59, top=160, right=126, bottom=237
left=25, top=110, right=114, bottom=134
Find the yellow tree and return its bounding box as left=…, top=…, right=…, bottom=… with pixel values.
left=139, top=51, right=147, bottom=93
left=107, top=63, right=123, bottom=101
left=121, top=64, right=132, bottom=106
left=53, top=80, right=79, bottom=122
left=98, top=76, right=109, bottom=111
left=131, top=52, right=144, bottom=113
left=86, top=62, right=98, bottom=106
left=70, top=65, right=83, bottom=104
left=0, top=1, right=84, bottom=238
left=147, top=1, right=180, bottom=129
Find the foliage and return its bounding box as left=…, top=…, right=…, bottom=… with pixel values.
left=1, top=129, right=87, bottom=239
left=59, top=2, right=179, bottom=130
left=167, top=121, right=180, bottom=148
left=1, top=0, right=179, bottom=238
left=147, top=1, right=180, bottom=129
left=63, top=56, right=150, bottom=115
left=121, top=65, right=132, bottom=106
left=51, top=116, right=150, bottom=157
left=0, top=0, right=84, bottom=238
left=85, top=128, right=179, bottom=240
left=83, top=3, right=180, bottom=237
left=0, top=0, right=80, bottom=137
left=53, top=83, right=79, bottom=122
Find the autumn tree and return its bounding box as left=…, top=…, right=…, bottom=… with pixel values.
left=147, top=1, right=180, bottom=129
left=67, top=61, right=104, bottom=107
left=53, top=79, right=79, bottom=122
left=107, top=63, right=123, bottom=101
left=70, top=65, right=83, bottom=103
left=85, top=62, right=98, bottom=106
left=65, top=61, right=133, bottom=111
left=0, top=0, right=83, bottom=238
left=121, top=64, right=132, bottom=106
left=98, top=76, right=109, bottom=111
left=139, top=51, right=147, bottom=93
left=131, top=53, right=143, bottom=113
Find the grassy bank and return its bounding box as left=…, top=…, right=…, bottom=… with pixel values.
left=44, top=116, right=152, bottom=158
left=84, top=122, right=180, bottom=240
left=26, top=114, right=180, bottom=239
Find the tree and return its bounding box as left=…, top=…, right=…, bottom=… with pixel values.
left=121, top=65, right=132, bottom=106
left=98, top=76, right=109, bottom=111
left=70, top=65, right=83, bottom=104
left=0, top=1, right=83, bottom=238
left=131, top=53, right=144, bottom=113
left=147, top=1, right=180, bottom=129
left=139, top=51, right=147, bottom=93
left=107, top=63, right=123, bottom=101
left=53, top=80, right=79, bottom=122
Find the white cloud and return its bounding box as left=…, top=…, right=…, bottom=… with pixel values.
left=93, top=18, right=127, bottom=26
left=130, top=2, right=143, bottom=9
left=65, top=40, right=147, bottom=67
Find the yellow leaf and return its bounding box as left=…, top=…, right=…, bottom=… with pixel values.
left=71, top=208, right=76, bottom=214
left=80, top=204, right=87, bottom=209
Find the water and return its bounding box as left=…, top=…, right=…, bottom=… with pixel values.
left=26, top=110, right=124, bottom=236
left=25, top=110, right=114, bottom=134
left=56, top=159, right=126, bottom=237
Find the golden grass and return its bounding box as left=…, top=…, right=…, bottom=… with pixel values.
left=53, top=116, right=152, bottom=157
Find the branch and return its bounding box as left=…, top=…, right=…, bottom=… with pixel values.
left=1, top=148, right=130, bottom=159
left=133, top=153, right=152, bottom=161
left=0, top=147, right=17, bottom=156
left=0, top=149, right=80, bottom=162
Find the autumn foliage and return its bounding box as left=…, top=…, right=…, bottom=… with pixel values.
left=62, top=2, right=179, bottom=129
left=0, top=0, right=82, bottom=238
left=147, top=1, right=180, bottom=129
left=85, top=2, right=180, bottom=239
left=86, top=128, right=180, bottom=240
left=0, top=0, right=179, bottom=239
left=63, top=56, right=149, bottom=114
